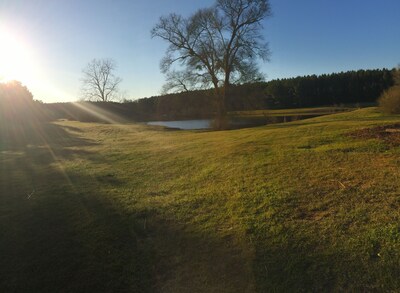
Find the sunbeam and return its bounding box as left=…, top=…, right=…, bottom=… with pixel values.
left=70, top=102, right=128, bottom=125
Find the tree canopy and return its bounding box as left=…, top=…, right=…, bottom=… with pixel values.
left=152, top=0, right=271, bottom=128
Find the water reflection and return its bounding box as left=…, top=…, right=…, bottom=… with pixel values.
left=147, top=120, right=211, bottom=130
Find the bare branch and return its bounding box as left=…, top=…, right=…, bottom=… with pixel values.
left=152, top=0, right=271, bottom=124
left=80, top=58, right=122, bottom=102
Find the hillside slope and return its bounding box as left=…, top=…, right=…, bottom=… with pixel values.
left=1, top=108, right=400, bottom=292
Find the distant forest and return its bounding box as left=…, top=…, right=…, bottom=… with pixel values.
left=46, top=68, right=394, bottom=121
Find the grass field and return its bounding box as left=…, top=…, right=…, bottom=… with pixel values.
left=230, top=106, right=354, bottom=117
left=228, top=106, right=356, bottom=129
left=1, top=107, right=400, bottom=292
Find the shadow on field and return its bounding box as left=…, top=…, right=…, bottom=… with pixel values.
left=134, top=214, right=256, bottom=293
left=0, top=122, right=154, bottom=292
left=0, top=121, right=255, bottom=292
left=251, top=224, right=400, bottom=292
left=0, top=122, right=95, bottom=152
left=252, top=239, right=337, bottom=291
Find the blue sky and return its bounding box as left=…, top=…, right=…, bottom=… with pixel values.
left=0, top=0, right=399, bottom=102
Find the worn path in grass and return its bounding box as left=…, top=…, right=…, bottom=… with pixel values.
left=1, top=107, right=400, bottom=292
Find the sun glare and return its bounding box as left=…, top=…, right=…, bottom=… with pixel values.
left=0, top=27, right=38, bottom=84
left=0, top=27, right=74, bottom=102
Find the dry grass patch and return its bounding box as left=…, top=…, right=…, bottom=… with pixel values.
left=349, top=123, right=400, bottom=146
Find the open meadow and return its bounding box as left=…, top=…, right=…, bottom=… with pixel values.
left=1, top=107, right=400, bottom=292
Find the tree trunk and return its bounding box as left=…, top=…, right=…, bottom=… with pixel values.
left=213, top=85, right=229, bottom=130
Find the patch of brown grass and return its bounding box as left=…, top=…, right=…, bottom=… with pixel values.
left=349, top=123, right=400, bottom=146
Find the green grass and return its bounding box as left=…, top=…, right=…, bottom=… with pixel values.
left=230, top=106, right=354, bottom=117
left=1, top=107, right=400, bottom=292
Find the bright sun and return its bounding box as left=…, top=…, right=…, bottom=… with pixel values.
left=0, top=27, right=72, bottom=102
left=0, top=27, right=37, bottom=84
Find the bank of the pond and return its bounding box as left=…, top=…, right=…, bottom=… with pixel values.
left=147, top=114, right=323, bottom=130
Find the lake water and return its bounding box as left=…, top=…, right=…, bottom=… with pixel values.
left=147, top=115, right=320, bottom=130
left=147, top=119, right=211, bottom=130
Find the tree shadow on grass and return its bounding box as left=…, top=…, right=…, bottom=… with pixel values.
left=0, top=120, right=255, bottom=292
left=0, top=121, right=155, bottom=292
left=134, top=214, right=256, bottom=293
left=0, top=175, right=155, bottom=292
left=0, top=122, right=96, bottom=152
left=0, top=122, right=99, bottom=198
left=251, top=233, right=400, bottom=292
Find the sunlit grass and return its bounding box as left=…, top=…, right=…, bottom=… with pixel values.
left=230, top=106, right=354, bottom=117
left=1, top=107, right=400, bottom=291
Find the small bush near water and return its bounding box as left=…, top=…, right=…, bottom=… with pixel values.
left=379, top=86, right=400, bottom=114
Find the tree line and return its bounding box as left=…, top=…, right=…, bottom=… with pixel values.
left=119, top=68, right=394, bottom=121
left=265, top=68, right=394, bottom=108
left=1, top=68, right=394, bottom=124
left=44, top=68, right=395, bottom=122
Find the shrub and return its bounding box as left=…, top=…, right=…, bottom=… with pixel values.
left=379, top=86, right=400, bottom=114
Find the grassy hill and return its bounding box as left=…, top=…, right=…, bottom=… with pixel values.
left=1, top=107, right=400, bottom=292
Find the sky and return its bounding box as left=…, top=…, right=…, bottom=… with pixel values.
left=0, top=0, right=399, bottom=103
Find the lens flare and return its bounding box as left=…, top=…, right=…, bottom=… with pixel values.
left=0, top=27, right=37, bottom=84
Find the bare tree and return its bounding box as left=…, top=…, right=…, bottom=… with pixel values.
left=152, top=0, right=271, bottom=128
left=81, top=58, right=122, bottom=102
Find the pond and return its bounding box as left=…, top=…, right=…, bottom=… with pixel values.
left=146, top=119, right=212, bottom=130
left=146, top=115, right=321, bottom=130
